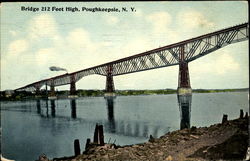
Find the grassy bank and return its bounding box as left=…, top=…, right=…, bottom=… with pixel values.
left=0, top=88, right=248, bottom=101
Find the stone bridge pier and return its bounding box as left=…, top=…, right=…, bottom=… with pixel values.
left=35, top=84, right=41, bottom=95
left=49, top=85, right=56, bottom=97
left=48, top=80, right=57, bottom=99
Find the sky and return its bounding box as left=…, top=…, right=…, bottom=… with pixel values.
left=0, top=1, right=249, bottom=91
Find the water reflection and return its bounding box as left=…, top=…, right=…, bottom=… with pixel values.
left=46, top=99, right=49, bottom=117
left=36, top=99, right=77, bottom=119
left=51, top=100, right=56, bottom=117
left=177, top=94, right=192, bottom=129
left=105, top=97, right=116, bottom=133
left=34, top=97, right=169, bottom=138
left=104, top=97, right=166, bottom=138
left=105, top=97, right=144, bottom=137
left=2, top=92, right=248, bottom=161
left=71, top=99, right=77, bottom=119
left=37, top=99, right=49, bottom=117
left=142, top=125, right=149, bottom=137
left=152, top=126, right=160, bottom=138
left=36, top=100, right=41, bottom=114
left=134, top=123, right=140, bottom=137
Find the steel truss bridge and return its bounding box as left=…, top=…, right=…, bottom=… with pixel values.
left=16, top=22, right=249, bottom=94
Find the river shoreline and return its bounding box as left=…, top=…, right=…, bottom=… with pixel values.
left=1, top=88, right=248, bottom=101
left=42, top=113, right=249, bottom=161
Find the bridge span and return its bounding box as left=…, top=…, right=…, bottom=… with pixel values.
left=16, top=23, right=249, bottom=96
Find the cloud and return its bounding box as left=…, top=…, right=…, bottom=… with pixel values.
left=146, top=11, right=172, bottom=34
left=35, top=48, right=57, bottom=65
left=66, top=28, right=95, bottom=52
left=121, top=36, right=153, bottom=56
left=6, top=14, right=102, bottom=73
left=3, top=15, right=61, bottom=73
left=7, top=39, right=28, bottom=55
left=214, top=52, right=239, bottom=75
left=145, top=11, right=180, bottom=44
left=105, top=15, right=119, bottom=25
left=28, top=14, right=58, bottom=40
left=62, top=28, right=108, bottom=70
left=9, top=30, right=17, bottom=36
left=190, top=50, right=239, bottom=76
left=178, top=9, right=214, bottom=29
left=134, top=9, right=143, bottom=17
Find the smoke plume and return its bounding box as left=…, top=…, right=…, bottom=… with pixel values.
left=49, top=66, right=67, bottom=72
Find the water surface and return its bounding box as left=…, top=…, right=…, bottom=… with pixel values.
left=1, top=92, right=248, bottom=161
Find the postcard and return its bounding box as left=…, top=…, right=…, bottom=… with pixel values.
left=1, top=2, right=249, bottom=161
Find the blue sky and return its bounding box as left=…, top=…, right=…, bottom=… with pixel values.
left=0, top=2, right=248, bottom=90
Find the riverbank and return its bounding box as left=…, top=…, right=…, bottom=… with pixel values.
left=45, top=112, right=249, bottom=161
left=1, top=88, right=248, bottom=101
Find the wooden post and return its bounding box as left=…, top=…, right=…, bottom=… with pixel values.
left=240, top=109, right=244, bottom=119
left=99, top=125, right=104, bottom=146
left=74, top=139, right=81, bottom=156
left=94, top=124, right=99, bottom=143
left=222, top=114, right=228, bottom=124
left=93, top=124, right=105, bottom=146
left=85, top=138, right=91, bottom=151
left=245, top=112, right=248, bottom=118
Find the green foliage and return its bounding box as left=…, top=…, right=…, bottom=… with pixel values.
left=0, top=88, right=248, bottom=101
left=192, top=89, right=244, bottom=93
left=116, top=89, right=176, bottom=96
left=77, top=90, right=104, bottom=97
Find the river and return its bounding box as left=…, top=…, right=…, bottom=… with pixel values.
left=0, top=92, right=248, bottom=161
